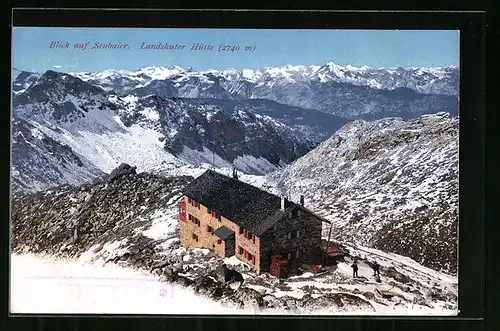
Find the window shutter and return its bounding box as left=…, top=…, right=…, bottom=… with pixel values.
left=252, top=234, right=255, bottom=244
left=252, top=256, right=255, bottom=264
left=244, top=250, right=248, bottom=258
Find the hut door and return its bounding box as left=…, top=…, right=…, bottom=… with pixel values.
left=224, top=236, right=235, bottom=257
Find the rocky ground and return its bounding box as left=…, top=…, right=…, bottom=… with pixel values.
left=11, top=163, right=191, bottom=267
left=11, top=163, right=458, bottom=315
left=273, top=113, right=459, bottom=275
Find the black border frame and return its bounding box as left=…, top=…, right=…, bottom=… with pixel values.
left=6, top=8, right=486, bottom=331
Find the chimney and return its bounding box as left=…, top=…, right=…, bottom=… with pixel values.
left=281, top=197, right=285, bottom=211
left=232, top=167, right=238, bottom=180
left=300, top=195, right=304, bottom=207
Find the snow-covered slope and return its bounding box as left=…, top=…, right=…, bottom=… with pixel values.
left=110, top=94, right=317, bottom=174
left=11, top=71, right=186, bottom=193
left=150, top=162, right=281, bottom=196
left=11, top=70, right=322, bottom=193
left=272, top=112, right=458, bottom=275
left=10, top=166, right=457, bottom=315
left=10, top=253, right=243, bottom=314
left=11, top=68, right=41, bottom=94
left=11, top=118, right=103, bottom=194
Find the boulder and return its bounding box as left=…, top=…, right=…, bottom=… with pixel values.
left=176, top=275, right=195, bottom=287
left=413, top=294, right=434, bottom=308
left=383, top=266, right=412, bottom=284
left=231, top=287, right=265, bottom=309
left=108, top=163, right=137, bottom=182
left=302, top=293, right=374, bottom=312
left=193, top=275, right=218, bottom=295
left=172, top=263, right=183, bottom=274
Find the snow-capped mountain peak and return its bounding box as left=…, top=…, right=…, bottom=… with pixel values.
left=66, top=61, right=458, bottom=100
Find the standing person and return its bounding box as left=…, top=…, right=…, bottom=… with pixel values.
left=351, top=260, right=359, bottom=278
left=372, top=261, right=380, bottom=276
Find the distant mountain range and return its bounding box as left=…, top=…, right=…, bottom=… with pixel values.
left=67, top=63, right=459, bottom=119
left=11, top=62, right=459, bottom=194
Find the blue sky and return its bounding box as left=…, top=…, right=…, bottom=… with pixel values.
left=12, top=27, right=459, bottom=73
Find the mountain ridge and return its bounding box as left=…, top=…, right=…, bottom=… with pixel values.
left=272, top=112, right=458, bottom=275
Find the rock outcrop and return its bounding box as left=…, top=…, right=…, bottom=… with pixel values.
left=11, top=164, right=193, bottom=271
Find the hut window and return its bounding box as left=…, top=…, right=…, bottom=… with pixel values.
left=238, top=246, right=244, bottom=255
left=247, top=252, right=253, bottom=262
left=239, top=227, right=243, bottom=235
left=207, top=225, right=213, bottom=233
left=246, top=231, right=252, bottom=240
left=192, top=234, right=198, bottom=242
left=217, top=239, right=222, bottom=245
left=252, top=234, right=255, bottom=244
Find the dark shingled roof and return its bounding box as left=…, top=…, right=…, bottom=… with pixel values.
left=213, top=226, right=235, bottom=240
left=182, top=170, right=329, bottom=236
left=182, top=170, right=282, bottom=234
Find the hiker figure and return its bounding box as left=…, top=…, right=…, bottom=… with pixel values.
left=351, top=260, right=359, bottom=278
left=372, top=261, right=380, bottom=276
